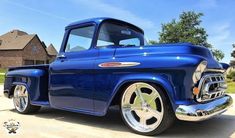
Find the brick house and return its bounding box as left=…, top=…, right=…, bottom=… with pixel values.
left=0, top=30, right=58, bottom=68
left=46, top=43, right=58, bottom=63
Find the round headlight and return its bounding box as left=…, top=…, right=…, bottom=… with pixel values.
left=193, top=61, right=207, bottom=83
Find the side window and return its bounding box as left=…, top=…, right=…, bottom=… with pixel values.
left=97, top=40, right=114, bottom=47
left=65, top=25, right=95, bottom=52
left=119, top=38, right=140, bottom=46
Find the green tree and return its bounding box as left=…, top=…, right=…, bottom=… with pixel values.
left=211, top=49, right=225, bottom=61
left=154, top=11, right=224, bottom=61
left=148, top=40, right=158, bottom=45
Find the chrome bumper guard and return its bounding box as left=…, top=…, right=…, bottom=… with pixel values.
left=175, top=95, right=233, bottom=121
left=197, top=73, right=227, bottom=102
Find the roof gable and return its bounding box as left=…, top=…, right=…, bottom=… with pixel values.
left=46, top=44, right=58, bottom=56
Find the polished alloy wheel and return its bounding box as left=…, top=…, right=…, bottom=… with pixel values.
left=13, top=85, right=29, bottom=112
left=121, top=82, right=164, bottom=133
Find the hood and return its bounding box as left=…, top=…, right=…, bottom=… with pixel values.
left=114, top=43, right=222, bottom=69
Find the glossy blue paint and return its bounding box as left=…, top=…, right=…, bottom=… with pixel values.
left=4, top=65, right=49, bottom=102
left=220, top=62, right=230, bottom=70
left=65, top=17, right=144, bottom=33
left=7, top=69, right=45, bottom=77
left=49, top=49, right=98, bottom=111
left=3, top=17, right=224, bottom=116
left=93, top=73, right=177, bottom=115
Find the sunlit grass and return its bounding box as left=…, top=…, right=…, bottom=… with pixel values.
left=0, top=74, right=4, bottom=84
left=0, top=68, right=6, bottom=84
left=227, top=79, right=235, bottom=93
left=0, top=68, right=6, bottom=73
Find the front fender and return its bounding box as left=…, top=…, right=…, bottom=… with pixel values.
left=107, top=73, right=177, bottom=112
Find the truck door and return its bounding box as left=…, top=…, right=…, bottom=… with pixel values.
left=49, top=24, right=97, bottom=112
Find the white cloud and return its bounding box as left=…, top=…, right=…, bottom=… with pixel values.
left=209, top=23, right=231, bottom=44
left=208, top=23, right=234, bottom=63
left=71, top=0, right=157, bottom=30
left=3, top=0, right=69, bottom=21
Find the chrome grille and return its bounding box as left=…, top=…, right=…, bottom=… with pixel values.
left=196, top=73, right=227, bottom=102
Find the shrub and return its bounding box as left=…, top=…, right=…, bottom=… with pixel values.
left=227, top=71, right=235, bottom=81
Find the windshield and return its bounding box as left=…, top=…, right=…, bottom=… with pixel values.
left=97, top=22, right=147, bottom=47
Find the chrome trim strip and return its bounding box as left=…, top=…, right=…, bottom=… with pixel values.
left=205, top=69, right=225, bottom=73
left=176, top=95, right=233, bottom=121
left=98, top=62, right=140, bottom=68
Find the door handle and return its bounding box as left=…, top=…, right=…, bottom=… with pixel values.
left=57, top=54, right=66, bottom=59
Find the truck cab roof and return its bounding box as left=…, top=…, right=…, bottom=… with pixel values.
left=65, top=17, right=144, bottom=34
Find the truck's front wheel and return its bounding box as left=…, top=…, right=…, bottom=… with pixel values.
left=120, top=82, right=175, bottom=135
left=13, top=85, right=41, bottom=114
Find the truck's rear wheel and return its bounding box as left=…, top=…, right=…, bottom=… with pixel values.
left=120, top=82, right=175, bottom=135
left=13, top=85, right=41, bottom=114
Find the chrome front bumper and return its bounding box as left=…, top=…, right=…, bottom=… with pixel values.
left=175, top=95, right=233, bottom=121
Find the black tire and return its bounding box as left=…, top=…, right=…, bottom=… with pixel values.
left=13, top=85, right=41, bottom=114
left=120, top=82, right=175, bottom=136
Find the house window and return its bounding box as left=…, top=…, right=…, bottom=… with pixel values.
left=24, top=60, right=34, bottom=65
left=36, top=60, right=44, bottom=65
left=32, top=45, right=37, bottom=52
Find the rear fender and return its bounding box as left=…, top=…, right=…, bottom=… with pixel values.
left=7, top=69, right=45, bottom=77
left=4, top=69, right=48, bottom=101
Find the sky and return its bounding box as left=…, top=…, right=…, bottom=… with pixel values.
left=0, top=0, right=234, bottom=63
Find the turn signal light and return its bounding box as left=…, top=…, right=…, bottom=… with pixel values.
left=193, top=87, right=200, bottom=95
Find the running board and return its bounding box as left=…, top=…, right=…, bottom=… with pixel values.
left=31, top=101, right=50, bottom=107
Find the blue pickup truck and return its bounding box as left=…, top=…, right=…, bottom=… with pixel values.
left=3, top=17, right=233, bottom=135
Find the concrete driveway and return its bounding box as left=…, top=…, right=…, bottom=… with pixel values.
left=0, top=85, right=235, bottom=138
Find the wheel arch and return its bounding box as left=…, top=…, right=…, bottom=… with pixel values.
left=107, top=74, right=177, bottom=114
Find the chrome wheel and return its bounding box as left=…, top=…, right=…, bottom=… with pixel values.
left=13, top=85, right=29, bottom=112
left=121, top=82, right=164, bottom=133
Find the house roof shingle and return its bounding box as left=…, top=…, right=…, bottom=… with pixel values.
left=46, top=44, right=58, bottom=56
left=0, top=30, right=58, bottom=56
left=0, top=30, right=35, bottom=50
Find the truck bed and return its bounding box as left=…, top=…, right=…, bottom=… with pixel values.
left=8, top=64, right=49, bottom=71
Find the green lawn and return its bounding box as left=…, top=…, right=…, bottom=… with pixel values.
left=0, top=68, right=6, bottom=73
left=0, top=68, right=6, bottom=84
left=0, top=74, right=4, bottom=84
left=227, top=80, right=235, bottom=93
